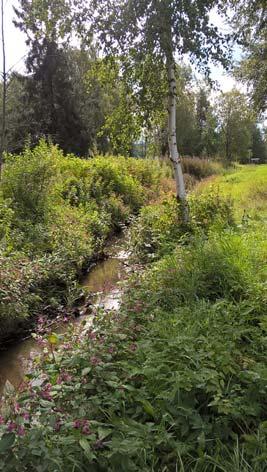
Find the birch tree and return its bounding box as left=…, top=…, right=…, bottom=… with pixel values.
left=81, top=0, right=229, bottom=219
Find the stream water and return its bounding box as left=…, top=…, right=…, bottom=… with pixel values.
left=0, top=234, right=129, bottom=394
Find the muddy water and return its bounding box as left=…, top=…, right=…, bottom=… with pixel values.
left=0, top=234, right=129, bottom=394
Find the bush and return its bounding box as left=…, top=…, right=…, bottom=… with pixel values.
left=2, top=141, right=58, bottom=223
left=0, top=198, right=14, bottom=253
left=139, top=228, right=267, bottom=309
left=182, top=156, right=222, bottom=180
left=130, top=190, right=235, bottom=261
left=0, top=252, right=78, bottom=341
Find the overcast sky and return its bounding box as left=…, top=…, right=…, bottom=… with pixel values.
left=1, top=0, right=241, bottom=93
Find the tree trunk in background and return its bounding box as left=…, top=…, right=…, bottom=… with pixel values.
left=0, top=0, right=6, bottom=179
left=167, top=59, right=188, bottom=222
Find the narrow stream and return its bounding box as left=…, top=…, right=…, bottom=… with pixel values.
left=0, top=234, right=129, bottom=394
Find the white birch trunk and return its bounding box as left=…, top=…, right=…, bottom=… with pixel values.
left=167, top=60, right=188, bottom=218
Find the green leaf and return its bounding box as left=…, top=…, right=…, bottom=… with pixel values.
left=79, top=438, right=95, bottom=461
left=97, top=427, right=113, bottom=440
left=48, top=333, right=60, bottom=345
left=81, top=367, right=91, bottom=376
left=140, top=400, right=155, bottom=418
left=0, top=433, right=15, bottom=453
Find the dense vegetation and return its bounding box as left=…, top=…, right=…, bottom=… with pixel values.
left=0, top=0, right=267, bottom=470
left=0, top=164, right=266, bottom=471
left=0, top=141, right=165, bottom=342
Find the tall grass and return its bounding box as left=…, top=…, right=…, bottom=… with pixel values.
left=196, top=164, right=267, bottom=219
left=182, top=157, right=222, bottom=180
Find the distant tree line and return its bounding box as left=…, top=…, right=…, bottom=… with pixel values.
left=0, top=0, right=266, bottom=164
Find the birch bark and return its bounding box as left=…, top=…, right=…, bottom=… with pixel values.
left=167, top=59, right=188, bottom=220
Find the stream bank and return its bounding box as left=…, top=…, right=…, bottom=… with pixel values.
left=0, top=233, right=131, bottom=394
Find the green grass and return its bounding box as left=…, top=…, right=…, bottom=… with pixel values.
left=197, top=164, right=267, bottom=220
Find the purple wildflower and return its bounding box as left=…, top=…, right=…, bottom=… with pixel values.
left=91, top=356, right=101, bottom=366
left=7, top=422, right=17, bottom=432
left=73, top=419, right=82, bottom=429
left=82, top=420, right=91, bottom=435
left=17, top=425, right=25, bottom=436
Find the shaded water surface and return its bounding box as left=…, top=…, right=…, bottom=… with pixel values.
left=0, top=234, right=129, bottom=393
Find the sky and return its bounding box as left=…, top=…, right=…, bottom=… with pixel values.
left=0, top=0, right=242, bottom=93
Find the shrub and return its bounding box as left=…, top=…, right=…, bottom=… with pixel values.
left=0, top=198, right=14, bottom=253
left=2, top=141, right=58, bottom=223
left=139, top=228, right=267, bottom=309
left=182, top=156, right=222, bottom=180
left=130, top=190, right=235, bottom=261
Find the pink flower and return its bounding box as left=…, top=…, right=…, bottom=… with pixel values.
left=7, top=422, right=17, bottom=432
left=73, top=420, right=82, bottom=429
left=82, top=424, right=91, bottom=435
left=22, top=412, right=30, bottom=421
left=17, top=425, right=25, bottom=436
left=73, top=419, right=91, bottom=434
left=36, top=336, right=47, bottom=347
left=41, top=383, right=52, bottom=401
left=57, top=371, right=72, bottom=384
left=62, top=343, right=71, bottom=350
left=42, top=392, right=52, bottom=400
left=82, top=420, right=91, bottom=435
left=91, top=356, right=101, bottom=366
left=0, top=416, right=5, bottom=425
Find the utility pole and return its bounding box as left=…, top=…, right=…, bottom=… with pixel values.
left=0, top=0, right=6, bottom=179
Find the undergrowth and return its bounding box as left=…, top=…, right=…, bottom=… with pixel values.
left=0, top=164, right=266, bottom=471
left=0, top=140, right=165, bottom=341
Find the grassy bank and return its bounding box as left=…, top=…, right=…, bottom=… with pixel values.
left=196, top=164, right=267, bottom=219
left=1, top=164, right=266, bottom=471
left=0, top=141, right=165, bottom=342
